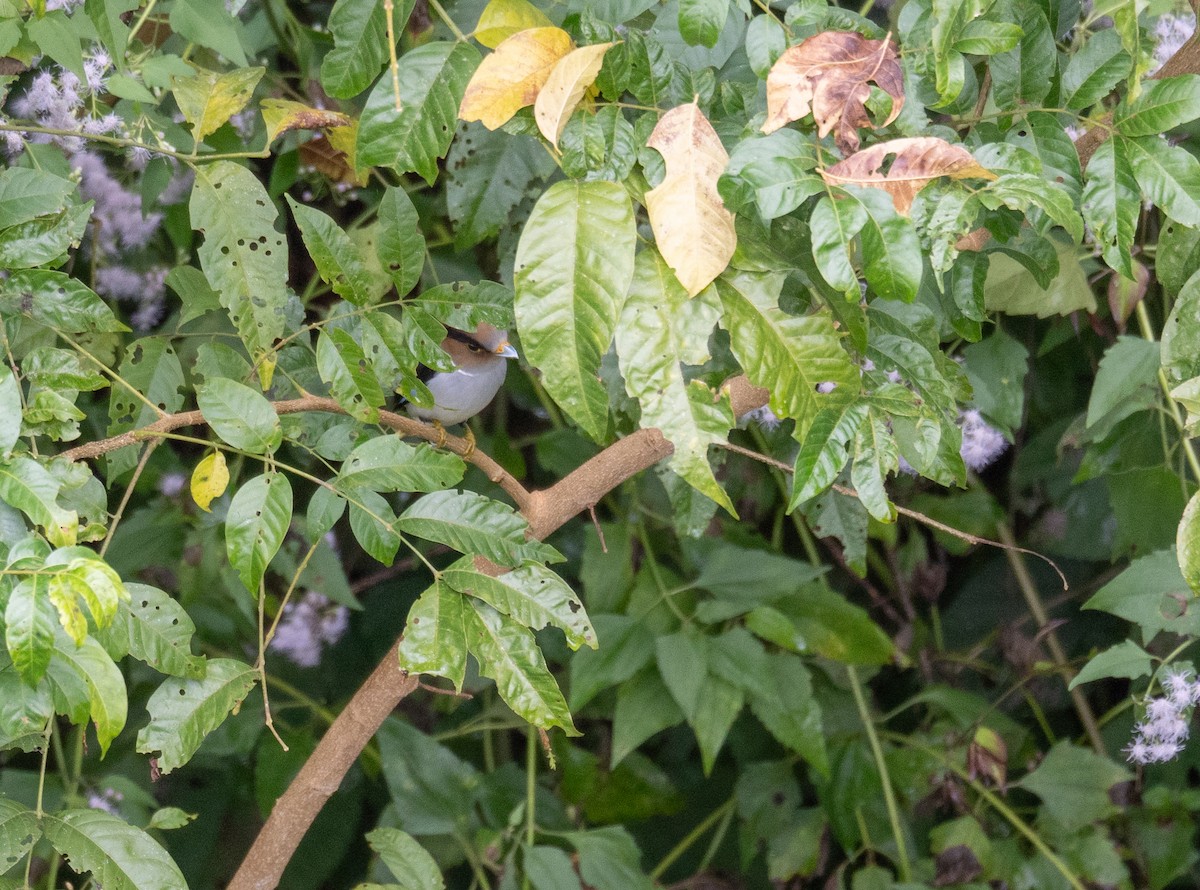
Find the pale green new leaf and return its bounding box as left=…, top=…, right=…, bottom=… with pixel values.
left=49, top=634, right=126, bottom=756
left=337, top=436, right=463, bottom=493
left=1163, top=271, right=1200, bottom=383
left=442, top=557, right=596, bottom=651
left=1114, top=74, right=1200, bottom=136
left=1082, top=138, right=1139, bottom=279
left=616, top=249, right=735, bottom=512
left=1124, top=134, right=1200, bottom=227
left=317, top=327, right=386, bottom=422
left=42, top=809, right=188, bottom=890
left=399, top=490, right=560, bottom=565
left=171, top=65, right=264, bottom=143
left=465, top=601, right=577, bottom=733
left=397, top=580, right=468, bottom=691
left=0, top=167, right=74, bottom=229
left=357, top=42, right=480, bottom=185
left=1179, top=490, right=1200, bottom=593
left=135, top=658, right=257, bottom=774
left=191, top=162, right=289, bottom=366
left=514, top=180, right=636, bottom=442
left=287, top=197, right=376, bottom=306
left=197, top=378, right=282, bottom=454
left=93, top=583, right=206, bottom=679
left=716, top=270, right=858, bottom=437
left=1069, top=640, right=1153, bottom=689
left=225, top=473, right=292, bottom=595
left=367, top=827, right=444, bottom=890
left=0, top=456, right=77, bottom=547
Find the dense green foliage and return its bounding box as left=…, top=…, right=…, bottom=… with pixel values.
left=3, top=0, right=1200, bottom=887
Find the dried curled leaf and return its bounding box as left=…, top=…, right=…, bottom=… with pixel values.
left=821, top=136, right=996, bottom=213
left=762, top=30, right=904, bottom=155
left=535, top=43, right=614, bottom=147
left=645, top=102, right=737, bottom=297
left=261, top=99, right=351, bottom=144
left=459, top=26, right=574, bottom=130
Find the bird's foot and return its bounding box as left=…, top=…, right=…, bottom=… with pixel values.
left=461, top=425, right=476, bottom=459
left=431, top=420, right=447, bottom=449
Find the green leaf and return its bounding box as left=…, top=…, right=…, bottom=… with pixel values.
left=1115, top=74, right=1200, bottom=136
left=718, top=129, right=822, bottom=221
left=983, top=242, right=1096, bottom=317
left=49, top=634, right=126, bottom=756
left=983, top=173, right=1084, bottom=243
left=843, top=186, right=923, bottom=302
left=514, top=180, right=636, bottom=441
left=104, top=337, right=185, bottom=479
left=135, top=658, right=257, bottom=774
left=560, top=104, right=639, bottom=182
left=1082, top=137, right=1139, bottom=279
left=146, top=808, right=197, bottom=831
left=190, top=162, right=290, bottom=366
left=655, top=630, right=707, bottom=716
left=962, top=328, right=1028, bottom=436
left=1016, top=742, right=1131, bottom=832
left=197, top=378, right=282, bottom=454
left=0, top=456, right=78, bottom=547
left=357, top=42, right=480, bottom=185
left=0, top=270, right=127, bottom=334
left=348, top=488, right=402, bottom=565
left=1157, top=221, right=1200, bottom=295
left=287, top=197, right=376, bottom=306
left=366, top=827, right=444, bottom=890
left=26, top=12, right=84, bottom=80
left=526, top=845, right=584, bottom=890
left=809, top=193, right=867, bottom=297
left=616, top=249, right=735, bottom=512
left=465, top=601, right=577, bottom=733
left=0, top=797, right=40, bottom=869
left=988, top=1, right=1054, bottom=107
left=376, top=186, right=425, bottom=297
left=1124, top=134, right=1200, bottom=227
left=610, top=669, right=684, bottom=766
left=85, top=0, right=139, bottom=70
left=569, top=615, right=656, bottom=710
left=791, top=403, right=869, bottom=508
left=1179, top=489, right=1200, bottom=593
left=93, top=583, right=205, bottom=679
left=748, top=652, right=827, bottom=775
left=442, top=557, right=595, bottom=650
left=1069, top=640, right=1153, bottom=689
left=317, top=327, right=386, bottom=422
left=41, top=809, right=189, bottom=890
left=446, top=123, right=557, bottom=249
left=1006, top=111, right=1083, bottom=206
left=953, top=19, right=1022, bottom=54
left=171, top=65, right=264, bottom=143
left=1086, top=336, right=1160, bottom=429
left=750, top=585, right=893, bottom=664
left=0, top=203, right=91, bottom=270
left=397, top=580, right=468, bottom=691
left=0, top=366, right=19, bottom=454
left=5, top=576, right=55, bottom=685
left=1163, top=271, right=1200, bottom=383
left=337, top=436, right=463, bottom=493
left=226, top=473, right=292, bottom=594
left=0, top=658, right=53, bottom=751
left=1083, top=549, right=1200, bottom=643
left=678, top=0, right=728, bottom=48
left=850, top=410, right=898, bottom=522
left=566, top=826, right=655, bottom=890
left=169, top=0, right=247, bottom=66
left=320, top=0, right=386, bottom=99
left=1060, top=28, right=1131, bottom=110
left=930, top=0, right=980, bottom=104
left=716, top=270, right=858, bottom=437
left=399, top=490, right=560, bottom=565
left=690, top=672, right=743, bottom=774
left=0, top=168, right=74, bottom=229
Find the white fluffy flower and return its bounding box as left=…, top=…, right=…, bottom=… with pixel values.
left=958, top=409, right=1009, bottom=471
left=269, top=591, right=350, bottom=667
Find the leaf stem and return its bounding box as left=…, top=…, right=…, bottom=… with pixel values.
left=649, top=797, right=736, bottom=880
left=427, top=0, right=467, bottom=42
left=847, top=665, right=912, bottom=881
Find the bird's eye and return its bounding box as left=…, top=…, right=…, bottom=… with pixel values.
left=468, top=343, right=483, bottom=352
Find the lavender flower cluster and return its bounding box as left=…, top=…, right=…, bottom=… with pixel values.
left=1125, top=668, right=1200, bottom=765
left=1151, top=11, right=1197, bottom=76
left=268, top=591, right=350, bottom=667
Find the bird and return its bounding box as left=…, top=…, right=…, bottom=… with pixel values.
left=402, top=322, right=517, bottom=449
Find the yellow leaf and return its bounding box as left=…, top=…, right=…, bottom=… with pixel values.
left=171, top=65, right=265, bottom=143
left=191, top=451, right=229, bottom=512
left=261, top=98, right=352, bottom=144
left=459, top=27, right=574, bottom=130
left=535, top=42, right=614, bottom=147
left=762, top=31, right=903, bottom=155
left=645, top=102, right=737, bottom=297
left=474, top=0, right=554, bottom=49
left=820, top=136, right=996, bottom=213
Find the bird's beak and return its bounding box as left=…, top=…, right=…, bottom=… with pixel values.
left=495, top=342, right=518, bottom=360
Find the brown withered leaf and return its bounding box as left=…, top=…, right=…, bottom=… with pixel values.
left=645, top=102, right=737, bottom=297
left=261, top=98, right=351, bottom=144
left=459, top=26, right=573, bottom=130
left=762, top=30, right=904, bottom=154
left=821, top=136, right=996, bottom=213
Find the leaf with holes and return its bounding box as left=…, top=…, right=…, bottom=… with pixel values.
left=762, top=30, right=904, bottom=154
left=397, top=579, right=469, bottom=691
left=317, top=327, right=386, bottom=423
left=171, top=65, right=263, bottom=143
left=93, top=583, right=205, bottom=679
left=42, top=808, right=188, bottom=890
left=645, top=102, right=737, bottom=296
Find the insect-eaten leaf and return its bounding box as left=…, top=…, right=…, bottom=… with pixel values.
left=535, top=42, right=614, bottom=147
left=821, top=136, right=996, bottom=214
left=459, top=26, right=573, bottom=130
left=762, top=30, right=904, bottom=155
left=645, top=102, right=737, bottom=296
left=261, top=98, right=351, bottom=144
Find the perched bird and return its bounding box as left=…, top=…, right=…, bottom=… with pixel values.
left=403, top=323, right=517, bottom=440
